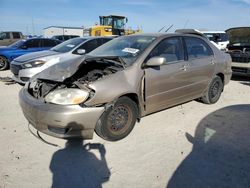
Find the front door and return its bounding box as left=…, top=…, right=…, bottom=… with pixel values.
left=144, top=37, right=194, bottom=114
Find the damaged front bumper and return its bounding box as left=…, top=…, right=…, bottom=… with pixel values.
left=11, top=67, right=42, bottom=84
left=19, top=88, right=105, bottom=139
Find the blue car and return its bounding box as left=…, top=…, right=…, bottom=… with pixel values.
left=0, top=38, right=61, bottom=70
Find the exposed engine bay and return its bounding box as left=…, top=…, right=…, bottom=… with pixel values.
left=28, top=57, right=124, bottom=99
left=227, top=45, right=250, bottom=63
left=71, top=57, right=124, bottom=83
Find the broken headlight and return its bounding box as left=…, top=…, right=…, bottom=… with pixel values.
left=45, top=88, right=89, bottom=105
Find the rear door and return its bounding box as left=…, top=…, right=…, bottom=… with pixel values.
left=144, top=37, right=194, bottom=114
left=183, top=36, right=215, bottom=95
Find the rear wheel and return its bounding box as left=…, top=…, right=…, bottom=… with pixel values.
left=95, top=97, right=138, bottom=141
left=201, top=75, right=223, bottom=104
left=0, top=56, right=9, bottom=71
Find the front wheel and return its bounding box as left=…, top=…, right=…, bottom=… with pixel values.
left=95, top=97, right=138, bottom=141
left=0, top=56, right=9, bottom=71
left=201, top=75, right=223, bottom=104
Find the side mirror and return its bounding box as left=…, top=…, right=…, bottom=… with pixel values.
left=145, top=57, right=166, bottom=67
left=77, top=49, right=86, bottom=55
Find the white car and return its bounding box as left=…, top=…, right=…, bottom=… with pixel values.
left=10, top=37, right=113, bottom=84
left=201, top=31, right=229, bottom=51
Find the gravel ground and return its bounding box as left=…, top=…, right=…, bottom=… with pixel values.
left=0, top=70, right=249, bottom=188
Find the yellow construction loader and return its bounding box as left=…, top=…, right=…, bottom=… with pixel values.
left=90, top=15, right=141, bottom=36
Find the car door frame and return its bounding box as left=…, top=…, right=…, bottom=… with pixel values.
left=143, top=36, right=197, bottom=114
left=182, top=36, right=216, bottom=97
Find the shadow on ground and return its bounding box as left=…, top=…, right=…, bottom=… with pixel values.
left=0, top=76, right=16, bottom=85
left=231, top=75, right=250, bottom=82
left=167, top=104, right=250, bottom=188
left=231, top=75, right=250, bottom=86
left=50, top=139, right=110, bottom=188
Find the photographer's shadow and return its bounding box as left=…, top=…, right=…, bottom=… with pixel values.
left=50, top=139, right=110, bottom=188
left=167, top=104, right=250, bottom=188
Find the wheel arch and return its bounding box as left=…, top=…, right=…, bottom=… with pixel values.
left=216, top=72, right=224, bottom=84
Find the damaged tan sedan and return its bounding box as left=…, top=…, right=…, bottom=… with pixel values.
left=19, top=33, right=232, bottom=141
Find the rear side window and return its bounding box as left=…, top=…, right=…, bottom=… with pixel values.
left=0, top=32, right=10, bottom=39
left=184, top=37, right=213, bottom=59
left=25, top=39, right=41, bottom=48
left=42, top=39, right=58, bottom=47
left=12, top=32, right=21, bottom=39
left=147, top=37, right=184, bottom=63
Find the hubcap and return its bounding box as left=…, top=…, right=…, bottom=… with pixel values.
left=211, top=81, right=220, bottom=99
left=107, top=105, right=132, bottom=135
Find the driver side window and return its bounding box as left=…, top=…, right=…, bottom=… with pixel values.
left=147, top=37, right=184, bottom=63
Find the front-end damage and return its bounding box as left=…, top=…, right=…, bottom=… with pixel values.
left=19, top=56, right=141, bottom=139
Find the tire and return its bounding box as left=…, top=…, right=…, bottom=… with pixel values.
left=95, top=97, right=138, bottom=141
left=201, top=75, right=223, bottom=104
left=0, top=56, right=9, bottom=71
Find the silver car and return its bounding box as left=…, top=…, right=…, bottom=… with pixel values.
left=10, top=37, right=113, bottom=84
left=19, top=33, right=232, bottom=141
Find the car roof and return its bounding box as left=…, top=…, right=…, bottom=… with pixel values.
left=26, top=37, right=57, bottom=40
left=201, top=31, right=226, bottom=33
left=123, top=32, right=206, bottom=39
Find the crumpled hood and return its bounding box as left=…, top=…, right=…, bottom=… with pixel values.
left=14, top=50, right=60, bottom=63
left=32, top=55, right=86, bottom=82
left=226, top=27, right=250, bottom=45
left=32, top=55, right=123, bottom=83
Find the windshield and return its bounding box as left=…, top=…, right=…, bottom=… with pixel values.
left=8, top=40, right=25, bottom=48
left=51, top=37, right=87, bottom=53
left=88, top=35, right=156, bottom=66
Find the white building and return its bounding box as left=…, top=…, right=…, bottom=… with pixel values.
left=43, top=26, right=84, bottom=38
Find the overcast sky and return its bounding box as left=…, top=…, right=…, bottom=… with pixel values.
left=0, top=0, right=250, bottom=35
